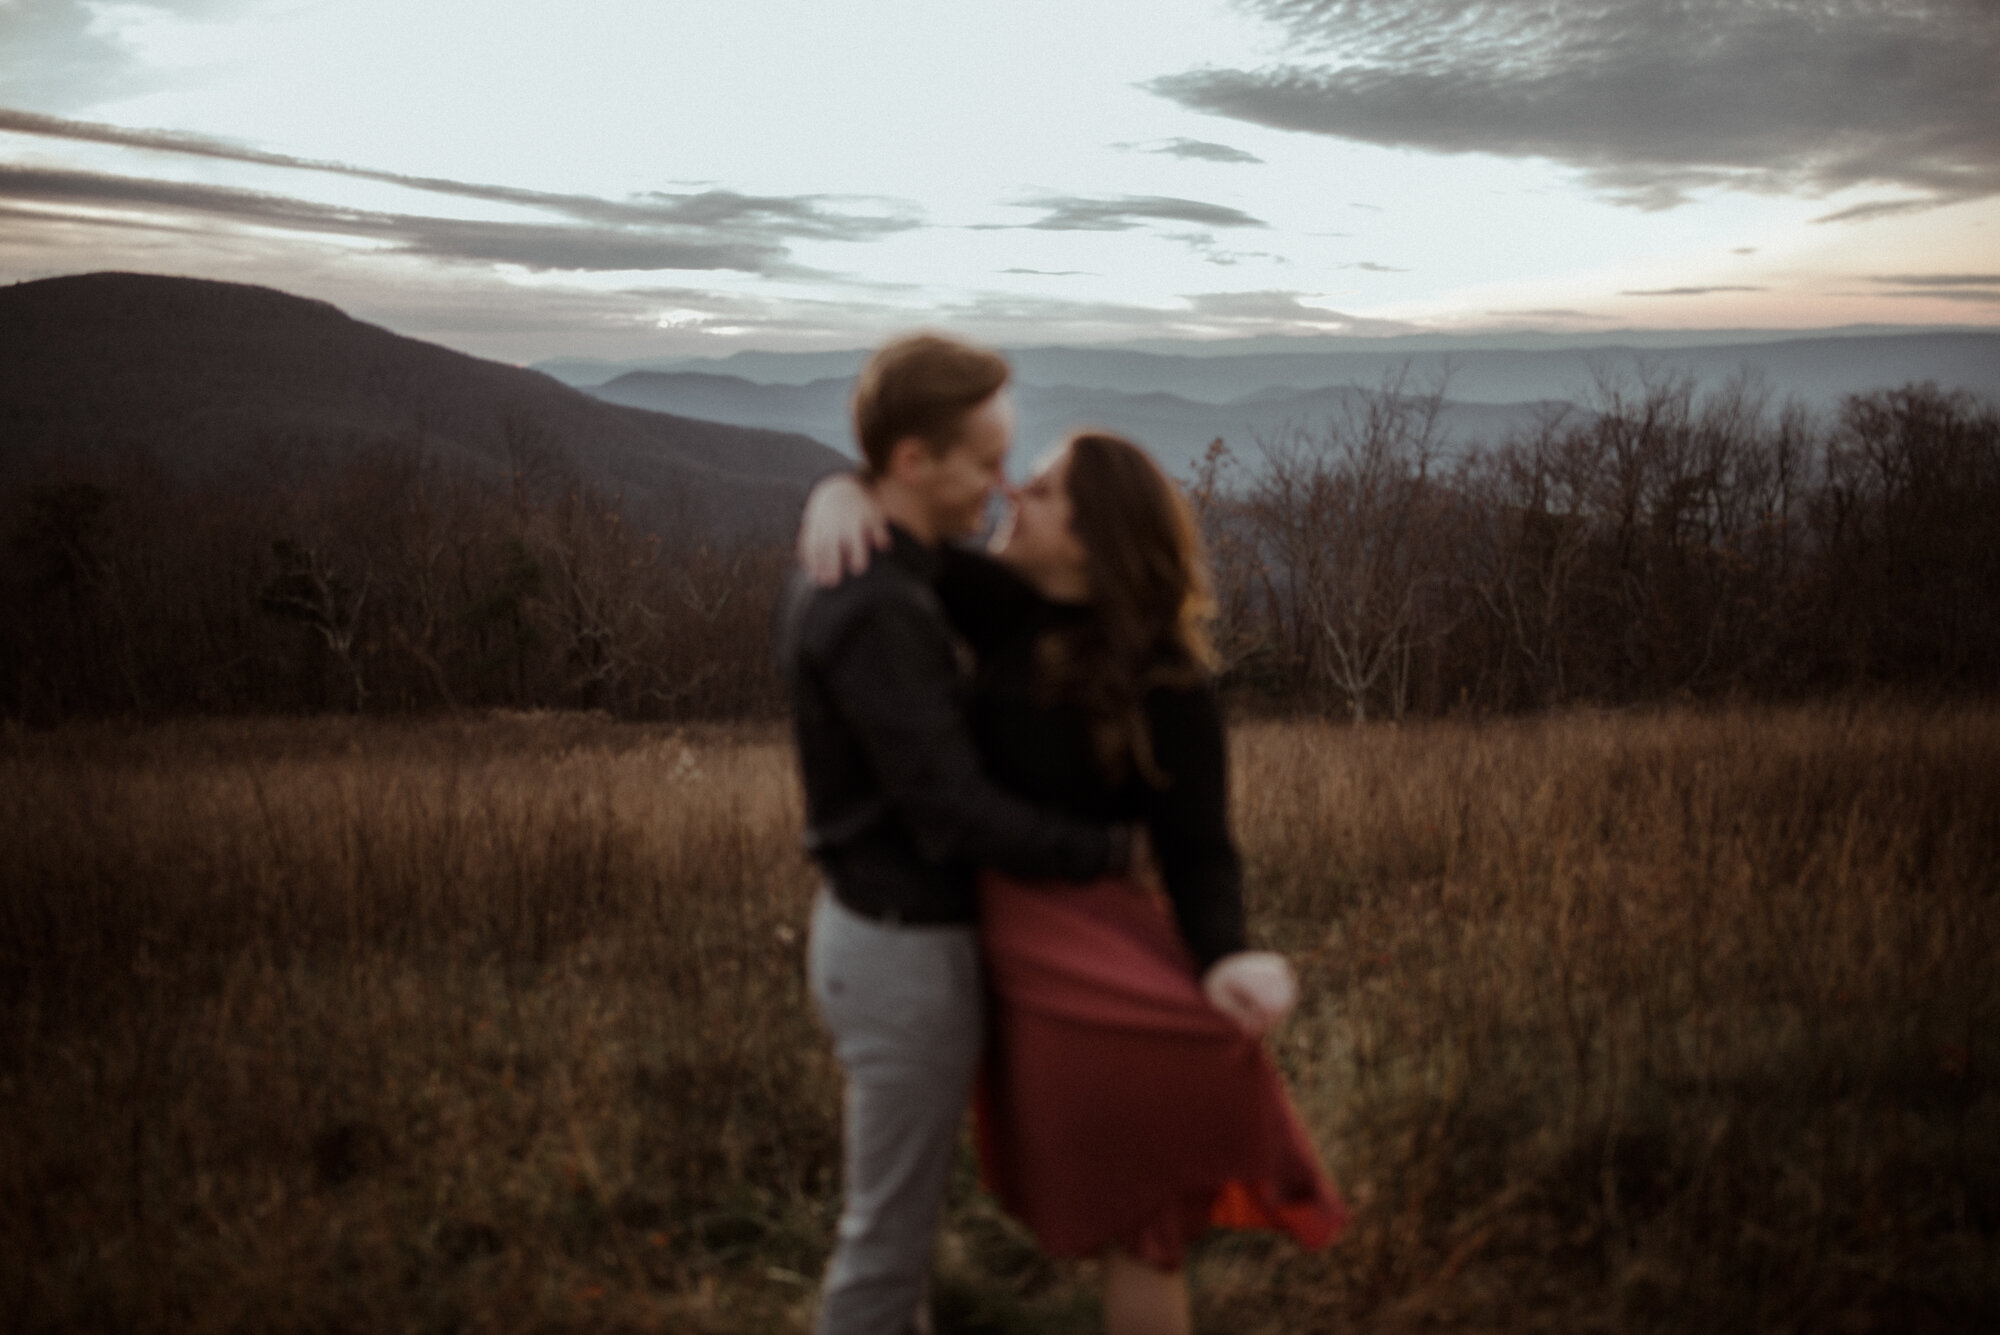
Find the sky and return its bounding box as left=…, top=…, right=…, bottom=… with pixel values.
left=2, top=0, right=1997, bottom=362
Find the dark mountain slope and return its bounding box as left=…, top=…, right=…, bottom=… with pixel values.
left=0, top=272, right=844, bottom=536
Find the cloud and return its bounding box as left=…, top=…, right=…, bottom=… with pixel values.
left=1869, top=287, right=2000, bottom=304
left=1343, top=261, right=1408, bottom=272
left=1125, top=137, right=1265, bottom=164
left=998, top=267, right=1092, bottom=276
left=997, top=193, right=1267, bottom=231
left=591, top=285, right=1384, bottom=350
left=0, top=0, right=138, bottom=109
left=0, top=217, right=1414, bottom=360
left=1182, top=290, right=1335, bottom=319
left=1178, top=289, right=1402, bottom=332
left=1486, top=308, right=1608, bottom=320
left=1162, top=230, right=1287, bottom=267
left=0, top=108, right=925, bottom=276
left=891, top=287, right=1421, bottom=344
left=0, top=108, right=921, bottom=244
left=0, top=198, right=216, bottom=239
left=1811, top=197, right=1948, bottom=225
left=1147, top=0, right=2000, bottom=212
left=1620, top=285, right=1767, bottom=297
left=1868, top=272, right=2000, bottom=287
left=0, top=1, right=251, bottom=109
left=0, top=165, right=793, bottom=273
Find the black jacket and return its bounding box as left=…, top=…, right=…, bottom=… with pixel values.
left=778, top=526, right=1122, bottom=923
left=937, top=546, right=1247, bottom=968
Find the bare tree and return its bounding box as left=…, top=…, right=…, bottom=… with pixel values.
left=1463, top=407, right=1602, bottom=706
left=1242, top=369, right=1459, bottom=723
left=1817, top=383, right=2000, bottom=683
left=259, top=539, right=371, bottom=711
left=1182, top=437, right=1271, bottom=677
left=538, top=483, right=666, bottom=711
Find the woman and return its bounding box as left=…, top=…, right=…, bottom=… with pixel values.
left=802, top=432, right=1346, bottom=1335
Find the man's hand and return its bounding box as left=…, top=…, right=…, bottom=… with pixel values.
left=1201, top=951, right=1297, bottom=1038
left=799, top=473, right=889, bottom=587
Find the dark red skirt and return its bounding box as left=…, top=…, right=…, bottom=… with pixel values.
left=973, top=871, right=1349, bottom=1268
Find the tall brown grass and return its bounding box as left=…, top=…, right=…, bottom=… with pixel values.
left=3, top=704, right=1995, bottom=1333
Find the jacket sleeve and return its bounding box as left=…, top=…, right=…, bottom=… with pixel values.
left=1142, top=684, right=1248, bottom=971
left=818, top=588, right=1121, bottom=879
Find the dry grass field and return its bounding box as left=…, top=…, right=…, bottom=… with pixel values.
left=3, top=705, right=1996, bottom=1334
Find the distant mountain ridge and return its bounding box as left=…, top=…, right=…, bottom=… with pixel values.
left=0, top=272, right=846, bottom=537
left=545, top=330, right=2000, bottom=411
left=590, top=369, right=1568, bottom=478
left=11, top=274, right=1982, bottom=524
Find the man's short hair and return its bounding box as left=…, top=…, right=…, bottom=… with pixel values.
left=852, top=333, right=1010, bottom=477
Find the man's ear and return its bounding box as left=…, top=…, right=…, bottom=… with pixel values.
left=883, top=435, right=934, bottom=486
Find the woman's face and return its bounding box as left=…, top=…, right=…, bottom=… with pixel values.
left=993, top=442, right=1090, bottom=600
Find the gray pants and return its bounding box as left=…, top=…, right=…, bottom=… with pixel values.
left=807, top=890, right=984, bottom=1335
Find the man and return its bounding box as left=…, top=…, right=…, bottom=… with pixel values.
left=778, top=333, right=1131, bottom=1335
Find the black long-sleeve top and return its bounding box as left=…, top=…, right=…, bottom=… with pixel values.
left=778, top=525, right=1124, bottom=924
left=936, top=545, right=1249, bottom=970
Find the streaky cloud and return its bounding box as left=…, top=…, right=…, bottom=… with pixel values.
left=1813, top=197, right=1953, bottom=225
left=1149, top=0, right=2000, bottom=211
left=1486, top=308, right=1608, bottom=320
left=0, top=107, right=921, bottom=243
left=1872, top=288, right=2000, bottom=305
left=0, top=165, right=788, bottom=273
left=1621, top=285, right=1767, bottom=297
left=998, top=193, right=1267, bottom=232
left=1868, top=273, right=2000, bottom=287
left=1144, top=138, right=1265, bottom=164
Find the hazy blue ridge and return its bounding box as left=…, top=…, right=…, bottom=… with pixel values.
left=574, top=328, right=2000, bottom=479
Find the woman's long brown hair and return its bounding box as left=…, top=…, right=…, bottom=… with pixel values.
left=1035, top=431, right=1217, bottom=786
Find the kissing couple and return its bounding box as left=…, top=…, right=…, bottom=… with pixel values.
left=780, top=332, right=1347, bottom=1335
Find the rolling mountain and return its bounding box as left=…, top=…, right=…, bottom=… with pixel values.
left=591, top=371, right=854, bottom=451
left=589, top=370, right=1564, bottom=478
left=551, top=329, right=2000, bottom=412
left=0, top=273, right=846, bottom=537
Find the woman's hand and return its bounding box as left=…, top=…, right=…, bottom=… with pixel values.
left=1201, top=951, right=1297, bottom=1039
left=798, top=472, right=889, bottom=587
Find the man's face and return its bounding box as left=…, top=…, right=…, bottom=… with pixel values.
left=990, top=441, right=1088, bottom=593
left=915, top=391, right=1011, bottom=539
